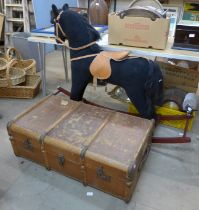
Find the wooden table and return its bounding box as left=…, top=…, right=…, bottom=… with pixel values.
left=28, top=34, right=199, bottom=96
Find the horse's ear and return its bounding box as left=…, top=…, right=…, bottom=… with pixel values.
left=52, top=4, right=59, bottom=18
left=88, top=24, right=101, bottom=41
left=62, top=3, right=69, bottom=11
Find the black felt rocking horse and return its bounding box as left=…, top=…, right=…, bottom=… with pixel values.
left=52, top=3, right=164, bottom=119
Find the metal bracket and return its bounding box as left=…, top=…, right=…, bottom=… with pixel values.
left=58, top=154, right=65, bottom=166
left=23, top=139, right=33, bottom=151
left=96, top=166, right=111, bottom=182
left=7, top=120, right=14, bottom=136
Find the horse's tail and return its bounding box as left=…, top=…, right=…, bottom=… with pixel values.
left=145, top=61, right=164, bottom=107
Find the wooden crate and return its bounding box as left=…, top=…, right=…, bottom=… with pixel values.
left=157, top=61, right=199, bottom=93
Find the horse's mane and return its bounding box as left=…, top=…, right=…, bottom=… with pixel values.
left=85, top=20, right=101, bottom=41
left=59, top=9, right=101, bottom=47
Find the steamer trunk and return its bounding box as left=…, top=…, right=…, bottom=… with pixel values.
left=7, top=93, right=154, bottom=202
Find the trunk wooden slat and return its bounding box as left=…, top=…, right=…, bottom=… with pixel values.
left=45, top=103, right=112, bottom=181
left=7, top=93, right=154, bottom=202
left=7, top=94, right=80, bottom=166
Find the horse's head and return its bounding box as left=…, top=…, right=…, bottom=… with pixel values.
left=51, top=4, right=100, bottom=48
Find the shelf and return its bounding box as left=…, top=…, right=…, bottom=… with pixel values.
left=5, top=32, right=22, bottom=36
left=6, top=18, right=24, bottom=22
left=9, top=8, right=23, bottom=12
left=5, top=45, right=13, bottom=49
left=5, top=4, right=23, bottom=7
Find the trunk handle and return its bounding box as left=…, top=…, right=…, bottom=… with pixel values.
left=58, top=154, right=65, bottom=166
left=23, top=139, right=33, bottom=151
left=96, top=166, right=111, bottom=182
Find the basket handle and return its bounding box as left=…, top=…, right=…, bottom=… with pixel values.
left=6, top=59, right=18, bottom=87
left=6, top=47, right=22, bottom=61
left=116, top=9, right=137, bottom=19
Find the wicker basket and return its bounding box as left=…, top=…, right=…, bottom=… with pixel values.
left=6, top=47, right=22, bottom=61
left=0, top=58, right=7, bottom=77
left=6, top=48, right=36, bottom=75
left=0, top=74, right=41, bottom=98
left=0, top=59, right=26, bottom=87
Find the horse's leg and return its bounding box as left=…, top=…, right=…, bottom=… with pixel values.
left=69, top=63, right=92, bottom=101
left=125, top=86, right=156, bottom=119
left=70, top=80, right=89, bottom=101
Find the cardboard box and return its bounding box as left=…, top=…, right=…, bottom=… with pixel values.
left=108, top=13, right=170, bottom=50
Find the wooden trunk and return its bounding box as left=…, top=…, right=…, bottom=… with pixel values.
left=7, top=93, right=154, bottom=202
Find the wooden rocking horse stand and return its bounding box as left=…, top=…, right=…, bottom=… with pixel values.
left=56, top=87, right=193, bottom=144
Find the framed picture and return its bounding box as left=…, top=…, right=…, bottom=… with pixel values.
left=182, top=1, right=199, bottom=21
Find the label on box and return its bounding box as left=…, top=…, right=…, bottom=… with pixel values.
left=108, top=14, right=170, bottom=50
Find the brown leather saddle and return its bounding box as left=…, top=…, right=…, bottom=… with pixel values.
left=89, top=51, right=130, bottom=82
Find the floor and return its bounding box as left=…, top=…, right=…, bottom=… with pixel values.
left=0, top=50, right=199, bottom=210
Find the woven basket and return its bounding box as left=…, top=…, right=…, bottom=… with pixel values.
left=0, top=58, right=7, bottom=77
left=0, top=75, right=41, bottom=98
left=12, top=59, right=36, bottom=75
left=6, top=48, right=36, bottom=75
left=0, top=59, right=26, bottom=87
left=6, top=47, right=22, bottom=61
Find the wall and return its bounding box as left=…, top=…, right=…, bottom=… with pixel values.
left=32, top=0, right=77, bottom=53
left=78, top=0, right=184, bottom=11
left=32, top=0, right=77, bottom=28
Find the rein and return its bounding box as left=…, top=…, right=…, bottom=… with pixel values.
left=55, top=11, right=97, bottom=51
left=70, top=54, right=98, bottom=61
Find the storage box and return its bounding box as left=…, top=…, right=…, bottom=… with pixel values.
left=157, top=61, right=199, bottom=93
left=108, top=13, right=170, bottom=50
left=128, top=103, right=195, bottom=131
left=173, top=21, right=199, bottom=51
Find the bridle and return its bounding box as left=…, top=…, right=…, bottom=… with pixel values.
left=54, top=11, right=97, bottom=51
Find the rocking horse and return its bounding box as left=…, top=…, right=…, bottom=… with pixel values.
left=52, top=3, right=163, bottom=119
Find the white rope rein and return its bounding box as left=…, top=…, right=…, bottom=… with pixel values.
left=55, top=11, right=97, bottom=51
